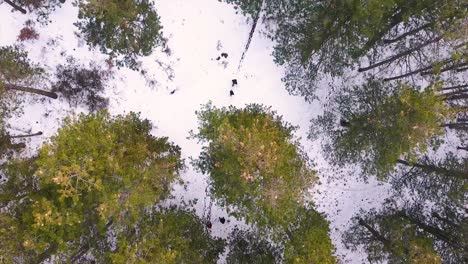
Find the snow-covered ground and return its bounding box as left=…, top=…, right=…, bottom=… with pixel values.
left=0, top=0, right=393, bottom=262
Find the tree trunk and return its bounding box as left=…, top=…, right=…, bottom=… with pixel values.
left=360, top=9, right=404, bottom=54
left=431, top=212, right=459, bottom=229
left=3, top=0, right=27, bottom=14
left=441, top=89, right=468, bottom=98
left=441, top=122, right=468, bottom=130
left=399, top=212, right=460, bottom=249
left=9, top=131, right=42, bottom=139
left=443, top=93, right=468, bottom=101
left=383, top=23, right=432, bottom=44
left=358, top=218, right=393, bottom=249
left=35, top=243, right=58, bottom=264
left=384, top=60, right=448, bottom=82
left=340, top=119, right=350, bottom=127
left=397, top=159, right=467, bottom=180
left=358, top=36, right=443, bottom=72
left=10, top=142, right=26, bottom=150
left=237, top=0, right=264, bottom=71
left=70, top=218, right=113, bottom=263
left=3, top=84, right=58, bottom=99
left=421, top=61, right=468, bottom=76
left=442, top=84, right=468, bottom=90
left=457, top=146, right=468, bottom=151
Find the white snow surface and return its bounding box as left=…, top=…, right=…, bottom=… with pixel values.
left=0, top=0, right=393, bottom=263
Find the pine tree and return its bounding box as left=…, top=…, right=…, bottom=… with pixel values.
left=74, top=0, right=165, bottom=70
left=0, top=111, right=184, bottom=262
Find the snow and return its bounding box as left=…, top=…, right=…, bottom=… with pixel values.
left=0, top=0, right=394, bottom=263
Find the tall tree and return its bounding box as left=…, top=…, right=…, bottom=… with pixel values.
left=192, top=103, right=335, bottom=262
left=344, top=206, right=442, bottom=264
left=0, top=46, right=56, bottom=99
left=344, top=202, right=467, bottom=263
left=192, top=103, right=317, bottom=232
left=0, top=111, right=184, bottom=262
left=0, top=46, right=56, bottom=159
left=222, top=0, right=467, bottom=100
left=74, top=0, right=165, bottom=70
left=311, top=80, right=455, bottom=177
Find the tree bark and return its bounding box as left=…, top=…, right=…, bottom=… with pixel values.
left=384, top=61, right=446, bottom=82
left=358, top=36, right=443, bottom=72
left=431, top=212, right=459, bottom=229
left=443, top=93, right=468, bottom=101
left=457, top=146, right=468, bottom=151
left=442, top=84, right=468, bottom=91
left=421, top=61, right=468, bottom=76
left=358, top=218, right=393, bottom=249
left=3, top=84, right=58, bottom=99
left=441, top=123, right=468, bottom=130
left=397, top=159, right=467, bottom=180
left=70, top=218, right=114, bottom=263
left=340, top=119, right=350, bottom=127
left=9, top=131, right=42, bottom=139
left=360, top=9, right=404, bottom=53
left=441, top=89, right=468, bottom=98
left=399, top=212, right=460, bottom=249
left=3, top=0, right=27, bottom=14
left=35, top=243, right=58, bottom=264
left=383, top=23, right=432, bottom=44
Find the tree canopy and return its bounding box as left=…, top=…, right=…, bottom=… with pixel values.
left=192, top=103, right=335, bottom=263
left=0, top=111, right=185, bottom=262
left=312, top=80, right=454, bottom=177
left=74, top=0, right=165, bottom=70
left=193, top=103, right=317, bottom=231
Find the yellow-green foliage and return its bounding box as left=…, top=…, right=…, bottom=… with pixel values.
left=193, top=103, right=317, bottom=232
left=110, top=209, right=224, bottom=264
left=20, top=111, right=182, bottom=260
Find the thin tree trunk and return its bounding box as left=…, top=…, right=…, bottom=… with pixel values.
left=397, top=159, right=467, bottom=180
left=383, top=23, right=432, bottom=44
left=442, top=84, right=468, bottom=90
left=444, top=93, right=468, bottom=101
left=9, top=131, right=42, bottom=139
left=360, top=10, right=403, bottom=53
left=441, top=123, right=468, bottom=129
left=421, top=61, right=468, bottom=76
left=358, top=36, right=443, bottom=72
left=237, top=0, right=264, bottom=71
left=7, top=142, right=26, bottom=150
left=399, top=212, right=460, bottom=249
left=3, top=0, right=27, bottom=14
left=358, top=218, right=393, bottom=249
left=441, top=89, right=468, bottom=99
left=457, top=146, right=468, bottom=151
left=35, top=243, right=58, bottom=264
left=431, top=212, right=459, bottom=229
left=384, top=61, right=443, bottom=81
left=456, top=66, right=468, bottom=72
left=3, top=84, right=58, bottom=99
left=70, top=218, right=113, bottom=263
